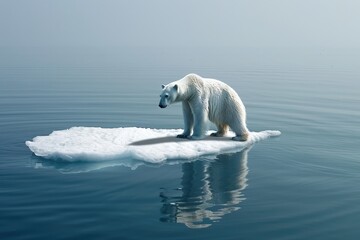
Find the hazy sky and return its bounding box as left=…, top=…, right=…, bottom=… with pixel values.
left=1, top=0, right=359, bottom=48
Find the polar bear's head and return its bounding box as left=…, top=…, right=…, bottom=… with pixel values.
left=159, top=84, right=178, bottom=108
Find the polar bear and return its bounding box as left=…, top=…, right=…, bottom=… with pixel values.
left=159, top=74, right=249, bottom=141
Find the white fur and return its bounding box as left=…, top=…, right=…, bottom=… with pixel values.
left=159, top=74, right=249, bottom=141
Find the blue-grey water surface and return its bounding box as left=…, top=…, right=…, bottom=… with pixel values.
left=1, top=47, right=360, bottom=239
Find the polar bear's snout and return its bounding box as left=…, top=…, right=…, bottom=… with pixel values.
left=159, top=92, right=170, bottom=108
left=159, top=97, right=168, bottom=108
left=159, top=103, right=167, bottom=108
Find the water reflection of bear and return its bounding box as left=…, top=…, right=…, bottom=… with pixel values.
left=160, top=147, right=250, bottom=229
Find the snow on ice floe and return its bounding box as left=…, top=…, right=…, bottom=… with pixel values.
left=26, top=127, right=281, bottom=165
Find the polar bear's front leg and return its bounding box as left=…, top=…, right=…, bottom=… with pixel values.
left=188, top=102, right=207, bottom=140
left=177, top=101, right=194, bottom=138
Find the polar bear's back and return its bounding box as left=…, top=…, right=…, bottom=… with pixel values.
left=185, top=74, right=236, bottom=95
left=207, top=79, right=246, bottom=124
left=185, top=74, right=246, bottom=124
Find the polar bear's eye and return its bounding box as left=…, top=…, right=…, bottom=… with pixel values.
left=165, top=94, right=169, bottom=98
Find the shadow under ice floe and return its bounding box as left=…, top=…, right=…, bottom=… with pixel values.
left=26, top=127, right=280, bottom=173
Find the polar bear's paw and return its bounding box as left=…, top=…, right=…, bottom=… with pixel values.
left=210, top=132, right=226, bottom=137
left=232, top=135, right=248, bottom=142
left=176, top=134, right=189, bottom=139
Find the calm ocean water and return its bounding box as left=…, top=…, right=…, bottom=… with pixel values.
left=1, top=47, right=360, bottom=239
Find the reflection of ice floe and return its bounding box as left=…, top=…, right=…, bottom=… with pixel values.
left=159, top=148, right=250, bottom=229
left=26, top=127, right=280, bottom=169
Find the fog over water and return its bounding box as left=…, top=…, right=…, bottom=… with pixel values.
left=1, top=0, right=360, bottom=48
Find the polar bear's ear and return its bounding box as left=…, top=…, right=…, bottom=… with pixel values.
left=161, top=84, right=166, bottom=89
left=173, top=84, right=178, bottom=91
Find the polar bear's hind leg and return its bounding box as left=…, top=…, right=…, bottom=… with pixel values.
left=229, top=120, right=249, bottom=141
